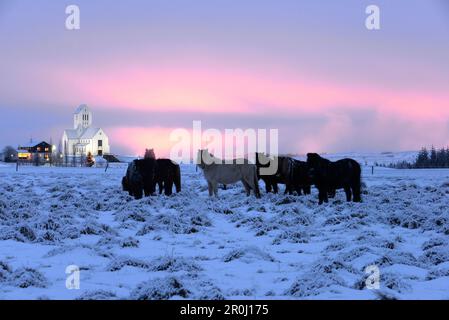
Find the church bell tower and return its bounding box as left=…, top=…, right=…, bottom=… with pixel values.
left=73, top=104, right=92, bottom=129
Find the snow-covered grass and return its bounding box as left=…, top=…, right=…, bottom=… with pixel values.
left=0, top=160, right=449, bottom=300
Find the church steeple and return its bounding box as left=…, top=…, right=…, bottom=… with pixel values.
left=73, top=104, right=92, bottom=129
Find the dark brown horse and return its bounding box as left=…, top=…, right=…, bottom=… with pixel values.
left=122, top=158, right=157, bottom=199
left=155, top=159, right=181, bottom=196
left=306, top=153, right=361, bottom=205
left=255, top=153, right=311, bottom=195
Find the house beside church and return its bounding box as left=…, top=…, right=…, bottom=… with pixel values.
left=62, top=104, right=110, bottom=156
left=17, top=140, right=53, bottom=161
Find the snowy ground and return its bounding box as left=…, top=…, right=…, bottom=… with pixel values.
left=0, top=161, right=449, bottom=300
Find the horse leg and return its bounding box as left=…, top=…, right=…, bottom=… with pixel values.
left=253, top=175, right=261, bottom=199
left=303, top=185, right=311, bottom=195
left=207, top=181, right=214, bottom=197
left=273, top=183, right=279, bottom=194
left=213, top=182, right=219, bottom=197
left=241, top=180, right=251, bottom=196
left=352, top=181, right=362, bottom=202
left=134, top=186, right=143, bottom=200
left=344, top=186, right=352, bottom=202
left=264, top=180, right=271, bottom=193
left=158, top=181, right=163, bottom=194
left=324, top=190, right=329, bottom=203
left=165, top=178, right=174, bottom=196
left=318, top=188, right=324, bottom=205
left=285, top=184, right=293, bottom=195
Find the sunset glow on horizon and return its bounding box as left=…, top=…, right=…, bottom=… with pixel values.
left=1, top=0, right=448, bottom=156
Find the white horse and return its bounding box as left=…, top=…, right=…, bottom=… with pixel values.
left=196, top=149, right=261, bottom=198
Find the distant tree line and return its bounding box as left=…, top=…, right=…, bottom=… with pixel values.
left=387, top=146, right=449, bottom=169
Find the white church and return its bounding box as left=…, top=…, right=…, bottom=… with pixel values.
left=62, top=104, right=110, bottom=156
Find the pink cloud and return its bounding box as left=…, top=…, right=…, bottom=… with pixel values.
left=8, top=62, right=447, bottom=122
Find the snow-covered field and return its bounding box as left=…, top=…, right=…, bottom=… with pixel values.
left=0, top=160, right=449, bottom=300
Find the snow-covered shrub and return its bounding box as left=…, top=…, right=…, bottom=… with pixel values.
left=37, top=230, right=60, bottom=243
left=136, top=210, right=211, bottom=235
left=223, top=246, right=275, bottom=263
left=129, top=276, right=190, bottom=300
left=80, top=220, right=118, bottom=236
left=275, top=196, right=298, bottom=206
left=235, top=215, right=270, bottom=231
left=96, top=236, right=120, bottom=249
left=286, top=271, right=345, bottom=297
left=17, top=224, right=37, bottom=242
left=354, top=272, right=411, bottom=294
left=272, top=230, right=310, bottom=245
left=310, top=257, right=359, bottom=275
left=337, top=246, right=373, bottom=262
left=426, top=263, right=449, bottom=280
left=275, top=207, right=313, bottom=227
left=120, top=237, right=140, bottom=248
left=324, top=241, right=348, bottom=253
left=421, top=237, right=447, bottom=251
left=9, top=267, right=48, bottom=288
left=150, top=256, right=202, bottom=272
left=76, top=290, right=118, bottom=300
left=106, top=256, right=151, bottom=272
left=323, top=214, right=351, bottom=226
left=419, top=245, right=449, bottom=266
left=367, top=251, right=420, bottom=269
left=114, top=202, right=148, bottom=222
left=192, top=280, right=225, bottom=300
left=0, top=260, right=12, bottom=282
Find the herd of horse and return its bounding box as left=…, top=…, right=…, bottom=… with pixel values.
left=121, top=149, right=362, bottom=205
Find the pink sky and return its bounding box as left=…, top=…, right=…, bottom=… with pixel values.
left=1, top=1, right=449, bottom=156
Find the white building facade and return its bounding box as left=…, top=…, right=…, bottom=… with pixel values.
left=62, top=105, right=110, bottom=156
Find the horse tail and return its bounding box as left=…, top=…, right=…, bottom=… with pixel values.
left=174, top=164, right=181, bottom=193
left=253, top=165, right=261, bottom=198
left=286, top=158, right=295, bottom=193
left=289, top=158, right=295, bottom=183
left=353, top=160, right=362, bottom=202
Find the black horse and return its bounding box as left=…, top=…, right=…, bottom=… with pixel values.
left=306, top=153, right=361, bottom=205
left=155, top=159, right=181, bottom=196
left=255, top=153, right=289, bottom=194
left=122, top=158, right=157, bottom=199
left=255, top=153, right=311, bottom=196
left=287, top=159, right=312, bottom=195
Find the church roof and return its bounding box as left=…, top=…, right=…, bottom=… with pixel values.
left=63, top=129, right=80, bottom=139
left=80, top=127, right=101, bottom=139
left=64, top=127, right=102, bottom=139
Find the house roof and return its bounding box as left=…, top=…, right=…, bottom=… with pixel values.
left=18, top=140, right=50, bottom=149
